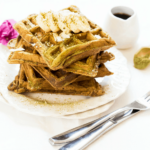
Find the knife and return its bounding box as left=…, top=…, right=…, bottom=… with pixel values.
left=59, top=109, right=140, bottom=150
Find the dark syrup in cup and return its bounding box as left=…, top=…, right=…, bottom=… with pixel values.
left=114, top=13, right=131, bottom=20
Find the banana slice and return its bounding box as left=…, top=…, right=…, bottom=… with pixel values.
left=57, top=10, right=91, bottom=33
left=56, top=10, right=71, bottom=33
left=36, top=12, right=50, bottom=32
left=67, top=14, right=91, bottom=33
left=36, top=10, right=91, bottom=33
left=47, top=11, right=60, bottom=32
left=36, top=11, right=60, bottom=32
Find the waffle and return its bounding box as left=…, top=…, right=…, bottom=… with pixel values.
left=8, top=38, right=112, bottom=88
left=8, top=50, right=91, bottom=89
left=8, top=37, right=114, bottom=75
left=8, top=49, right=114, bottom=76
left=7, top=37, right=46, bottom=66
left=13, top=6, right=116, bottom=71
left=64, top=51, right=114, bottom=76
left=8, top=37, right=101, bottom=76
left=32, top=65, right=91, bottom=88
left=96, top=64, right=113, bottom=77
left=32, top=62, right=112, bottom=88
left=8, top=64, right=104, bottom=96
left=7, top=5, right=116, bottom=97
left=7, top=49, right=112, bottom=88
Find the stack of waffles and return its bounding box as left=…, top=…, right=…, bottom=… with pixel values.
left=7, top=5, right=116, bottom=97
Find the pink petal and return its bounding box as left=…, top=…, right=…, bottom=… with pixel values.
left=0, top=21, right=10, bottom=37
left=10, top=31, right=18, bottom=39
left=0, top=19, right=18, bottom=46
left=0, top=38, right=8, bottom=46
left=8, top=19, right=16, bottom=26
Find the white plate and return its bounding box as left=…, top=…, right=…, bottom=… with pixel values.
left=0, top=44, right=130, bottom=118
left=58, top=100, right=115, bottom=119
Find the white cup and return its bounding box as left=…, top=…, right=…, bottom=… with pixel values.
left=104, top=6, right=139, bottom=49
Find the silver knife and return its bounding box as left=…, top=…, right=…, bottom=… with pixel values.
left=59, top=109, right=140, bottom=150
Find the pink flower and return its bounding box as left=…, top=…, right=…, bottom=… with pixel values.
left=0, top=19, right=18, bottom=46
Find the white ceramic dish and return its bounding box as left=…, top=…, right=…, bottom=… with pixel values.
left=105, top=6, right=139, bottom=49
left=0, top=45, right=130, bottom=119
left=59, top=100, right=115, bottom=119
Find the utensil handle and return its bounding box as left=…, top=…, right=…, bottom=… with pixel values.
left=59, top=120, right=115, bottom=150
left=49, top=107, right=128, bottom=145
left=59, top=109, right=140, bottom=150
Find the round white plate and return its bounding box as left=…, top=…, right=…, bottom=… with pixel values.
left=59, top=100, right=115, bottom=119
left=0, top=44, right=130, bottom=119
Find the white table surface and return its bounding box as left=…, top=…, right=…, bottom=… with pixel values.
left=0, top=0, right=150, bottom=150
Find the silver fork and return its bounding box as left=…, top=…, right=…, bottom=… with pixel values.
left=49, top=91, right=150, bottom=150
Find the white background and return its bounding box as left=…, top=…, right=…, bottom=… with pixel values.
left=0, top=0, right=150, bottom=150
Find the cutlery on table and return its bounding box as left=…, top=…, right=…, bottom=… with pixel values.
left=49, top=91, right=150, bottom=150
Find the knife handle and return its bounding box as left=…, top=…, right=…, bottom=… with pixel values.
left=59, top=120, right=115, bottom=150
left=49, top=107, right=128, bottom=145
left=59, top=109, right=139, bottom=150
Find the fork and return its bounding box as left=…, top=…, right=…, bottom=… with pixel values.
left=49, top=91, right=150, bottom=150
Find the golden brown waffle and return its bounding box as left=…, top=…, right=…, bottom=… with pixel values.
left=32, top=63, right=112, bottom=88
left=8, top=65, right=27, bottom=93
left=32, top=65, right=91, bottom=88
left=8, top=51, right=47, bottom=66
left=8, top=37, right=114, bottom=76
left=8, top=51, right=92, bottom=88
left=98, top=51, right=115, bottom=64
left=8, top=49, right=114, bottom=77
left=7, top=5, right=116, bottom=97
left=7, top=38, right=17, bottom=49
left=96, top=64, right=113, bottom=77
left=8, top=65, right=104, bottom=96
left=13, top=6, right=116, bottom=71
left=7, top=37, right=113, bottom=89
left=7, top=36, right=46, bottom=66
left=64, top=51, right=114, bottom=76
left=7, top=38, right=93, bottom=88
